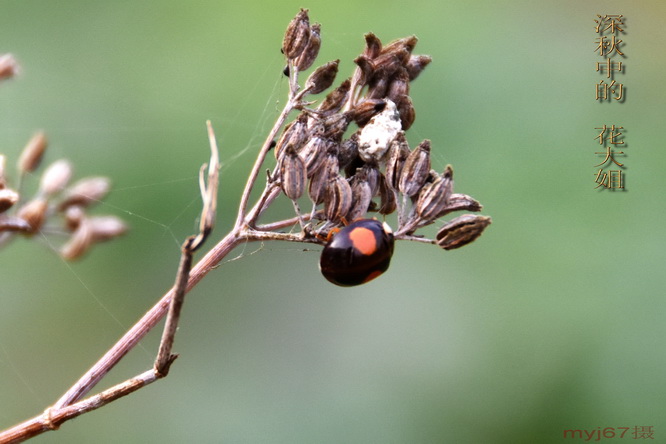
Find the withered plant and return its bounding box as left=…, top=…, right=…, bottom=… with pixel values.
left=0, top=9, right=490, bottom=443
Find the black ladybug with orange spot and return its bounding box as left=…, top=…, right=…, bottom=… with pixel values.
left=319, top=219, right=394, bottom=286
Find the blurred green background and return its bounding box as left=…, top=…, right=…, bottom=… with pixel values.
left=2, top=0, right=665, bottom=443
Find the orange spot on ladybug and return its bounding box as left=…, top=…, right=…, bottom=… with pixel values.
left=348, top=227, right=377, bottom=256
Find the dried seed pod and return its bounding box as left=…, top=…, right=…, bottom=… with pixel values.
left=0, top=188, right=19, bottom=213
left=305, top=59, right=339, bottom=95
left=363, top=33, right=383, bottom=59
left=60, top=217, right=93, bottom=260
left=318, top=78, right=351, bottom=116
left=439, top=193, right=483, bottom=217
left=406, top=55, right=432, bottom=81
left=353, top=55, right=374, bottom=87
left=294, top=23, right=321, bottom=72
left=395, top=94, right=415, bottom=130
left=16, top=198, right=48, bottom=233
left=357, top=99, right=401, bottom=163
left=366, top=68, right=390, bottom=100
left=89, top=215, right=128, bottom=241
left=324, top=175, right=352, bottom=223
left=282, top=9, right=311, bottom=60
left=358, top=163, right=380, bottom=196
left=436, top=214, right=491, bottom=250
left=381, top=35, right=418, bottom=59
left=279, top=145, right=307, bottom=200
left=17, top=131, right=47, bottom=174
left=347, top=170, right=372, bottom=221
left=322, top=112, right=351, bottom=141
left=351, top=99, right=386, bottom=127
left=377, top=174, right=397, bottom=215
left=39, top=159, right=73, bottom=196
left=0, top=53, right=20, bottom=80
left=416, top=165, right=454, bottom=221
left=337, top=134, right=359, bottom=170
left=274, top=113, right=308, bottom=159
left=398, top=139, right=431, bottom=197
left=0, top=215, right=31, bottom=233
left=308, top=150, right=338, bottom=205
left=386, top=68, right=410, bottom=103
left=372, top=50, right=406, bottom=78
left=59, top=176, right=111, bottom=209
left=300, top=136, right=332, bottom=178
left=385, top=132, right=410, bottom=191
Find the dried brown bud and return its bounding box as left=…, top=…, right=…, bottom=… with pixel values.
left=436, top=214, right=491, bottom=250
left=398, top=139, right=431, bottom=197
left=395, top=94, right=415, bottom=130
left=351, top=99, right=386, bottom=127
left=416, top=165, right=454, bottom=221
left=275, top=113, right=308, bottom=159
left=279, top=145, right=307, bottom=200
left=353, top=55, right=374, bottom=87
left=0, top=188, right=19, bottom=213
left=347, top=169, right=373, bottom=221
left=18, top=131, right=48, bottom=174
left=366, top=68, right=390, bottom=100
left=17, top=198, right=48, bottom=233
left=60, top=218, right=93, bottom=260
left=377, top=174, right=397, bottom=215
left=318, top=78, right=351, bottom=116
left=0, top=54, right=20, bottom=81
left=305, top=59, right=339, bottom=95
left=372, top=50, right=406, bottom=78
left=282, top=9, right=311, bottom=60
left=337, top=134, right=359, bottom=170
left=299, top=136, right=331, bottom=178
left=363, top=33, right=383, bottom=59
left=308, top=151, right=338, bottom=205
left=386, top=68, right=410, bottom=103
left=324, top=175, right=352, bottom=223
left=381, top=36, right=418, bottom=59
left=322, top=112, right=351, bottom=141
left=0, top=215, right=31, bottom=233
left=406, top=55, right=432, bottom=81
left=294, top=23, right=321, bottom=72
left=439, top=193, right=483, bottom=217
left=59, top=176, right=112, bottom=209
left=39, top=159, right=73, bottom=196
left=385, top=132, right=410, bottom=191
left=89, top=215, right=128, bottom=241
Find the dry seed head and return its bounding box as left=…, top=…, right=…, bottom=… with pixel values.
left=39, top=159, right=73, bottom=196
left=59, top=176, right=111, bottom=209
left=0, top=188, right=19, bottom=213
left=377, top=174, right=397, bottom=215
left=294, top=23, right=321, bottom=72
left=347, top=170, right=373, bottom=221
left=300, top=136, right=330, bottom=178
left=436, top=214, right=492, bottom=250
left=386, top=68, right=410, bottom=103
left=282, top=9, right=311, bottom=60
left=324, top=175, right=352, bottom=223
left=305, top=59, right=339, bottom=95
left=64, top=205, right=86, bottom=230
left=16, top=198, right=48, bottom=233
left=398, top=139, right=431, bottom=197
left=381, top=35, right=418, bottom=58
left=18, top=131, right=48, bottom=174
left=0, top=53, right=20, bottom=80
left=337, top=134, right=359, bottom=170
left=279, top=145, right=307, bottom=200
left=363, top=33, right=383, bottom=59
left=308, top=151, right=337, bottom=205
left=395, top=94, right=415, bottom=130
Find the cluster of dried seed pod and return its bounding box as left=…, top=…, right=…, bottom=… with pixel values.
left=0, top=131, right=127, bottom=259
left=273, top=9, right=491, bottom=251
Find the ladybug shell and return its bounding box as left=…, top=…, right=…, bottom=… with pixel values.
left=319, top=219, right=394, bottom=287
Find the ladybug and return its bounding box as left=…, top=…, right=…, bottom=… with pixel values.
left=319, top=219, right=395, bottom=286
